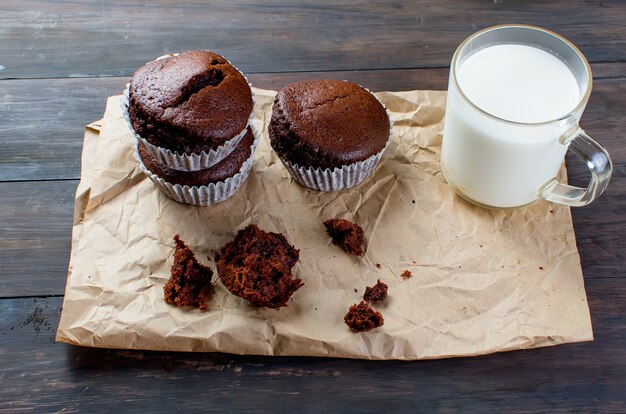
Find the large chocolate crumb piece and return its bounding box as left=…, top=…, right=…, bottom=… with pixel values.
left=401, top=270, right=412, bottom=279
left=344, top=301, right=384, bottom=332
left=217, top=224, right=303, bottom=308
left=363, top=279, right=388, bottom=302
left=323, top=218, right=365, bottom=256
left=164, top=235, right=213, bottom=310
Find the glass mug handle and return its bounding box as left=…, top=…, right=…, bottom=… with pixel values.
left=541, top=126, right=612, bottom=207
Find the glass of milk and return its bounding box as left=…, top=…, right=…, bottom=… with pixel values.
left=441, top=25, right=612, bottom=208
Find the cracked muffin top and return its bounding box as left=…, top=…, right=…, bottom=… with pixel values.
left=268, top=80, right=390, bottom=169
left=128, top=50, right=253, bottom=155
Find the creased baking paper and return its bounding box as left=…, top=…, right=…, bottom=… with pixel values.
left=56, top=88, right=593, bottom=360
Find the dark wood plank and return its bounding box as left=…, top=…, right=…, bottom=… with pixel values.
left=1, top=65, right=624, bottom=182
left=0, top=157, right=624, bottom=298
left=1, top=277, right=625, bottom=412
left=1, top=1, right=625, bottom=79
left=0, top=180, right=75, bottom=297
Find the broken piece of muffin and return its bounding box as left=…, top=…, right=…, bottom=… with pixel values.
left=217, top=224, right=304, bottom=308
left=363, top=279, right=388, bottom=302
left=164, top=235, right=213, bottom=310
left=344, top=301, right=384, bottom=332
left=323, top=218, right=365, bottom=256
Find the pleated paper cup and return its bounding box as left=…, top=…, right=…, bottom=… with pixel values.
left=121, top=52, right=255, bottom=172
left=134, top=123, right=260, bottom=206
left=278, top=140, right=389, bottom=191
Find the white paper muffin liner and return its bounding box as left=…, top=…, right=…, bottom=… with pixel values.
left=278, top=140, right=389, bottom=191
left=121, top=52, right=255, bottom=172
left=276, top=83, right=392, bottom=191
left=134, top=123, right=260, bottom=206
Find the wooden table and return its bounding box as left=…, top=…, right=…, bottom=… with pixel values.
left=1, top=1, right=625, bottom=411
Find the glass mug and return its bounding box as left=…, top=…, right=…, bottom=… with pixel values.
left=441, top=25, right=612, bottom=209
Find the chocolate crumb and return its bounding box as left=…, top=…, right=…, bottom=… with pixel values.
left=411, top=200, right=415, bottom=204
left=216, top=224, right=303, bottom=308
left=354, top=288, right=358, bottom=293
left=344, top=301, right=384, bottom=332
left=164, top=235, right=213, bottom=310
left=539, top=266, right=544, bottom=270
left=375, top=263, right=381, bottom=269
left=363, top=279, right=388, bottom=302
left=323, top=218, right=365, bottom=256
left=401, top=270, right=412, bottom=279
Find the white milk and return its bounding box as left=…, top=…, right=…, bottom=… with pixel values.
left=441, top=44, right=582, bottom=208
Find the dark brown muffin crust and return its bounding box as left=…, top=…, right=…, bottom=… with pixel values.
left=269, top=80, right=389, bottom=169
left=216, top=225, right=303, bottom=309
left=323, top=218, right=365, bottom=256
left=164, top=235, right=213, bottom=310
left=138, top=127, right=254, bottom=186
left=344, top=301, right=384, bottom=332
left=129, top=50, right=253, bottom=155
left=363, top=279, right=388, bottom=302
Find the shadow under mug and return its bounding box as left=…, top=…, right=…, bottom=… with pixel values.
left=441, top=24, right=612, bottom=209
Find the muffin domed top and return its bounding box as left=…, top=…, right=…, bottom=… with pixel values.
left=269, top=80, right=389, bottom=168
left=129, top=50, right=253, bottom=154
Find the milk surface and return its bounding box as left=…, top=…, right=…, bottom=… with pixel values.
left=441, top=44, right=583, bottom=208
left=457, top=44, right=580, bottom=124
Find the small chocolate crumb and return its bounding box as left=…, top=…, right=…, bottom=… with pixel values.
left=375, top=263, right=381, bottom=269
left=401, top=270, right=412, bottom=279
left=539, top=266, right=544, bottom=270
left=323, top=218, right=365, bottom=256
left=411, top=200, right=415, bottom=204
left=344, top=301, right=384, bottom=332
left=363, top=279, right=388, bottom=302
left=480, top=244, right=483, bottom=248
left=354, top=288, right=358, bottom=293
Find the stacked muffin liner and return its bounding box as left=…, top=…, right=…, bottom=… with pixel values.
left=276, top=85, right=392, bottom=192
left=131, top=125, right=259, bottom=206
left=122, top=53, right=258, bottom=206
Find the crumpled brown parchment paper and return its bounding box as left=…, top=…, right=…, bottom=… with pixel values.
left=56, top=88, right=593, bottom=360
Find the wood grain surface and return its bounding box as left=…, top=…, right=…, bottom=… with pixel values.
left=1, top=0, right=625, bottom=412
left=1, top=280, right=624, bottom=412
left=1, top=1, right=625, bottom=79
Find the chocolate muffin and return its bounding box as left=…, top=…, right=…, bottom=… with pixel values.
left=138, top=127, right=254, bottom=187
left=128, top=50, right=253, bottom=156
left=269, top=80, right=390, bottom=169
